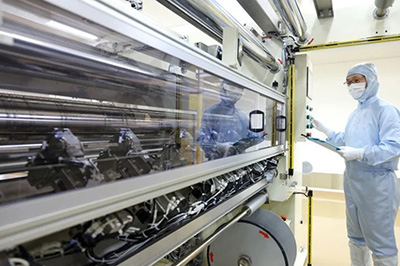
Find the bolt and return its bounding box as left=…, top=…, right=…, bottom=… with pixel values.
left=238, top=255, right=252, bottom=266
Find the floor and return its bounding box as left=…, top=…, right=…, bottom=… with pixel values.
left=303, top=189, right=400, bottom=265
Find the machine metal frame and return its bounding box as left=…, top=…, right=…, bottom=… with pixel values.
left=119, top=179, right=270, bottom=266
left=0, top=1, right=288, bottom=264
left=0, top=146, right=284, bottom=251
left=42, top=0, right=286, bottom=102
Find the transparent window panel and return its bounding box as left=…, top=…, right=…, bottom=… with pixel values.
left=0, top=0, right=284, bottom=204
left=197, top=77, right=283, bottom=161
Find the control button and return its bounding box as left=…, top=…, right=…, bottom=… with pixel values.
left=307, top=132, right=312, bottom=137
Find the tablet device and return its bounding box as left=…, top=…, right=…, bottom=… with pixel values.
left=301, top=134, right=341, bottom=152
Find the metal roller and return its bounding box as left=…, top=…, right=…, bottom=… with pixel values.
left=0, top=93, right=194, bottom=131
left=0, top=30, right=201, bottom=105
left=272, top=0, right=309, bottom=44
left=207, top=209, right=297, bottom=266
left=156, top=0, right=281, bottom=73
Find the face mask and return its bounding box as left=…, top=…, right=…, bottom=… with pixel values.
left=348, top=82, right=366, bottom=100
left=221, top=87, right=243, bottom=105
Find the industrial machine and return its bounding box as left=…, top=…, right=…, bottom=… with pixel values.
left=0, top=0, right=310, bottom=265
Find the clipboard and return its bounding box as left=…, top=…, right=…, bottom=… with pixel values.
left=301, top=134, right=341, bottom=152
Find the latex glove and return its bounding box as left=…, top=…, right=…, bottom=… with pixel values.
left=215, top=142, right=236, bottom=157
left=338, top=146, right=364, bottom=161
left=311, top=117, right=333, bottom=137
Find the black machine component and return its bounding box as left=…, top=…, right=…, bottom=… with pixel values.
left=6, top=156, right=280, bottom=266
left=166, top=235, right=203, bottom=266
left=27, top=128, right=103, bottom=192
left=126, top=0, right=143, bottom=10
left=154, top=143, right=188, bottom=170
left=153, top=129, right=190, bottom=170
left=232, top=136, right=265, bottom=155
left=97, top=128, right=153, bottom=182
left=0, top=124, right=193, bottom=203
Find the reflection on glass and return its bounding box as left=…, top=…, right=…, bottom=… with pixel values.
left=0, top=0, right=283, bottom=205
left=197, top=81, right=264, bottom=160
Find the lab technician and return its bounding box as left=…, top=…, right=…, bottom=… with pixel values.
left=197, top=81, right=259, bottom=160
left=313, top=62, right=400, bottom=266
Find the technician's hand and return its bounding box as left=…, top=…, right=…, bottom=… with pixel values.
left=338, top=146, right=365, bottom=161
left=311, top=117, right=333, bottom=137
left=216, top=142, right=236, bottom=157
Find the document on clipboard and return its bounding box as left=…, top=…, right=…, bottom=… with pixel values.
left=301, top=134, right=341, bottom=152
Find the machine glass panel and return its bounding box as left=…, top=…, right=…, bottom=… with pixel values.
left=0, top=0, right=283, bottom=204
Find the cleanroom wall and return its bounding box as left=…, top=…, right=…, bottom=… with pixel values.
left=301, top=42, right=400, bottom=176
left=299, top=48, right=400, bottom=265
left=299, top=0, right=400, bottom=44
left=297, top=0, right=400, bottom=177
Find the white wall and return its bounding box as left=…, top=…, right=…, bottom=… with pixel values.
left=300, top=42, right=400, bottom=174
left=297, top=0, right=400, bottom=174
left=299, top=0, right=400, bottom=44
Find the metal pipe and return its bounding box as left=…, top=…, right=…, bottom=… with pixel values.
left=0, top=31, right=202, bottom=100
left=0, top=141, right=112, bottom=153
left=0, top=114, right=189, bottom=130
left=209, top=0, right=280, bottom=71
left=374, top=0, right=394, bottom=19
left=0, top=93, right=195, bottom=131
left=272, top=0, right=308, bottom=43
left=171, top=193, right=267, bottom=266
left=281, top=41, right=289, bottom=94
left=156, top=0, right=280, bottom=73
left=375, top=8, right=387, bottom=16
left=375, top=0, right=394, bottom=11
left=290, top=0, right=308, bottom=41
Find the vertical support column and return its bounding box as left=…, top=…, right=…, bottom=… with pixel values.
left=0, top=0, right=3, bottom=26
left=307, top=189, right=313, bottom=266
left=288, top=64, right=295, bottom=176
left=222, top=27, right=241, bottom=69
left=195, top=94, right=203, bottom=164
left=175, top=71, right=182, bottom=153
left=193, top=69, right=204, bottom=164
left=271, top=102, right=277, bottom=145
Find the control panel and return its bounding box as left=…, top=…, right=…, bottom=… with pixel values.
left=294, top=54, right=313, bottom=141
